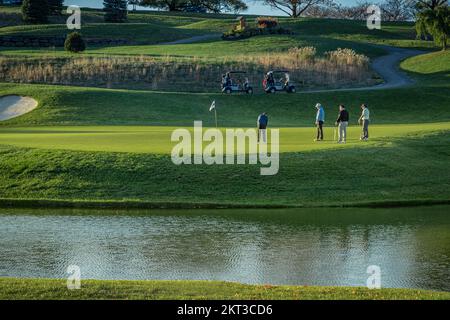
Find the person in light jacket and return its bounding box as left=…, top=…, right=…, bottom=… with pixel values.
left=358, top=104, right=370, bottom=141
left=314, top=103, right=325, bottom=141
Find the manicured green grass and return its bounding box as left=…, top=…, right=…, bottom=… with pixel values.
left=401, top=50, right=450, bottom=85
left=1, top=82, right=450, bottom=127
left=85, top=35, right=386, bottom=58
left=0, top=123, right=449, bottom=154
left=1, top=278, right=449, bottom=300
left=0, top=132, right=448, bottom=207
left=0, top=34, right=386, bottom=59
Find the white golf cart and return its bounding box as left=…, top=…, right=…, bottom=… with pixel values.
left=263, top=70, right=296, bottom=94
left=221, top=71, right=253, bottom=94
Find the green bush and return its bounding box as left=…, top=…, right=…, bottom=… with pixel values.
left=21, top=0, right=50, bottom=24
left=64, top=32, right=86, bottom=53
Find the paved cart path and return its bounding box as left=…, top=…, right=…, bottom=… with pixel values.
left=300, top=45, right=425, bottom=93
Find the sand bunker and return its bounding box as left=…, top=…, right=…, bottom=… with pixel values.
left=0, top=95, right=38, bottom=121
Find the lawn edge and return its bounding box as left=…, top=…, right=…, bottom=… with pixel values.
left=1, top=278, right=449, bottom=300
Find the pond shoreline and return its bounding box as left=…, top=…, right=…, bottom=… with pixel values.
left=1, top=278, right=449, bottom=300
left=1, top=198, right=449, bottom=210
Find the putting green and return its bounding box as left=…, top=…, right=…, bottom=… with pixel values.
left=0, top=123, right=449, bottom=154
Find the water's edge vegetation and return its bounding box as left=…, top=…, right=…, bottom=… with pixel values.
left=1, top=278, right=449, bottom=300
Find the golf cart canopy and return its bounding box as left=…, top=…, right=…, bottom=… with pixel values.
left=227, top=71, right=247, bottom=74
left=271, top=70, right=290, bottom=74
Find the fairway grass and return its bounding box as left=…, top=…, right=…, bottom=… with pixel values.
left=0, top=123, right=449, bottom=154
left=1, top=83, right=450, bottom=127
left=1, top=278, right=449, bottom=300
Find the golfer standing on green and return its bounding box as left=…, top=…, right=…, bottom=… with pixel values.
left=257, top=112, right=268, bottom=143
left=358, top=104, right=370, bottom=141
left=335, top=104, right=349, bottom=144
left=315, top=103, right=325, bottom=141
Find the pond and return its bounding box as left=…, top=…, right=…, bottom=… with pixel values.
left=0, top=206, right=449, bottom=291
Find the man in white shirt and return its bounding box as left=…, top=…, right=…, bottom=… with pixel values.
left=358, top=104, right=370, bottom=141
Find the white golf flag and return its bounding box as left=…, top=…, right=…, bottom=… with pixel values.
left=209, top=100, right=216, bottom=112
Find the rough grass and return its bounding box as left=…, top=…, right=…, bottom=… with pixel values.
left=1, top=278, right=449, bottom=300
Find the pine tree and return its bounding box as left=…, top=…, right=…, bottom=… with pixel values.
left=22, top=0, right=50, bottom=24
left=48, top=0, right=63, bottom=15
left=103, top=0, right=128, bottom=23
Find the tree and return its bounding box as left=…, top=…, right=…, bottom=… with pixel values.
left=139, top=0, right=247, bottom=13
left=103, top=0, right=128, bottom=22
left=416, top=5, right=449, bottom=50
left=380, top=0, right=415, bottom=21
left=302, top=3, right=340, bottom=18
left=21, top=0, right=50, bottom=23
left=257, top=0, right=335, bottom=18
left=48, top=0, right=63, bottom=15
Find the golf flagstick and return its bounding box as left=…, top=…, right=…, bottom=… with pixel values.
left=209, top=100, right=217, bottom=128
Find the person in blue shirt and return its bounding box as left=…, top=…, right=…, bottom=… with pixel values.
left=314, top=103, right=325, bottom=141
left=257, top=112, right=268, bottom=143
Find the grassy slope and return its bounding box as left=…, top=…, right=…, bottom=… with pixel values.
left=0, top=23, right=207, bottom=44
left=0, top=10, right=431, bottom=59
left=0, top=133, right=448, bottom=206
left=1, top=278, right=449, bottom=300
left=1, top=6, right=439, bottom=50
left=0, top=31, right=387, bottom=59
left=0, top=83, right=449, bottom=127
left=86, top=35, right=387, bottom=59
left=401, top=50, right=450, bottom=85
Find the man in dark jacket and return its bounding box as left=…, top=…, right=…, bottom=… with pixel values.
left=335, top=104, right=349, bottom=144
left=257, top=112, right=268, bottom=143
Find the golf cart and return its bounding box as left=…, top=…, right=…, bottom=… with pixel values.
left=263, top=70, right=296, bottom=93
left=221, top=71, right=253, bottom=94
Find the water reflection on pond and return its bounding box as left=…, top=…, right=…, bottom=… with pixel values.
left=0, top=206, right=449, bottom=291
